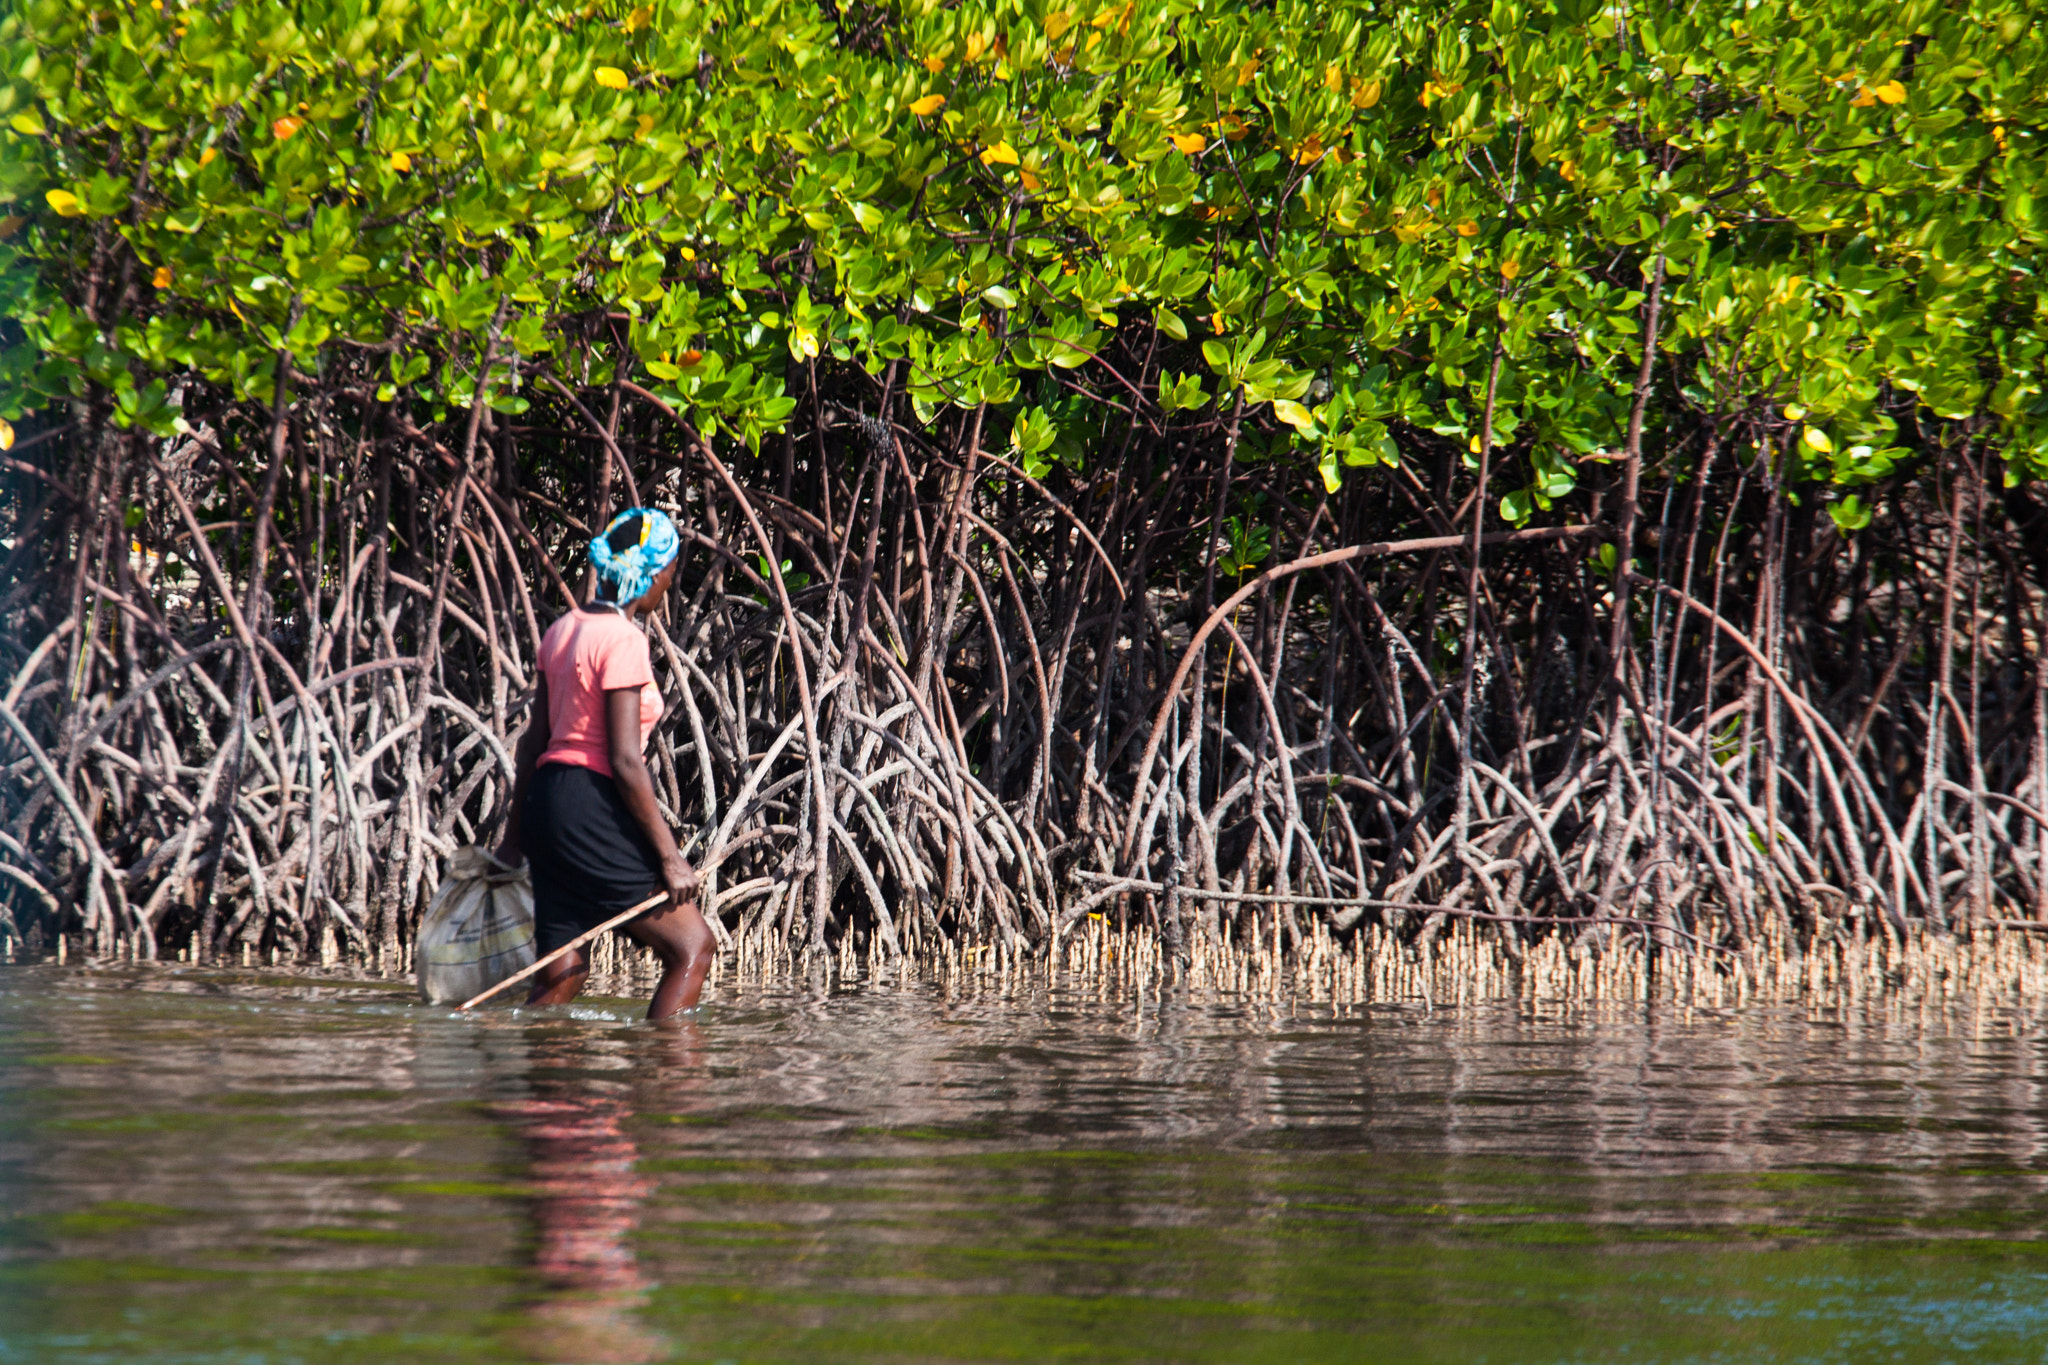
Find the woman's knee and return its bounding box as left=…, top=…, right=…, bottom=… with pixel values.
left=538, top=946, right=588, bottom=982
left=628, top=919, right=688, bottom=967
left=657, top=912, right=713, bottom=970
left=681, top=912, right=715, bottom=957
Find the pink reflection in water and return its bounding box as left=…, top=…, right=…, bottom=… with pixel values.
left=503, top=1025, right=708, bottom=1365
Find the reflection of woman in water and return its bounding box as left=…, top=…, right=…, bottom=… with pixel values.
left=507, top=1022, right=705, bottom=1364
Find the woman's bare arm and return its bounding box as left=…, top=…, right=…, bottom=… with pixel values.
left=606, top=686, right=698, bottom=903
left=494, top=677, right=550, bottom=866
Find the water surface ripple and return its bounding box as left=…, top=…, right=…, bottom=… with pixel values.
left=4, top=964, right=2048, bottom=1362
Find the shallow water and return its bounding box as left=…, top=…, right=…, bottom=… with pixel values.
left=5, top=965, right=2048, bottom=1363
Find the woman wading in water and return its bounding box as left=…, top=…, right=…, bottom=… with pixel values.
left=495, top=508, right=714, bottom=1018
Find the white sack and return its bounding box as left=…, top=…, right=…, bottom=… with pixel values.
left=416, top=846, right=536, bottom=1005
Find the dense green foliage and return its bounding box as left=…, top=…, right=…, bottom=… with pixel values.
left=4, top=0, right=2043, bottom=501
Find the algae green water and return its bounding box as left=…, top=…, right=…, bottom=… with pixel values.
left=5, top=965, right=2048, bottom=1362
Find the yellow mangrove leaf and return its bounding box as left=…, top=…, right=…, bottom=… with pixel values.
left=910, top=93, right=946, bottom=116
left=1419, top=77, right=1461, bottom=107
left=272, top=115, right=303, bottom=140
left=595, top=66, right=630, bottom=90
left=152, top=266, right=172, bottom=287
left=980, top=140, right=1019, bottom=166
left=44, top=189, right=82, bottom=216
left=389, top=150, right=411, bottom=172
left=1169, top=131, right=1206, bottom=154
left=1802, top=426, right=1832, bottom=453
left=1874, top=80, right=1906, bottom=105
left=0, top=419, right=13, bottom=451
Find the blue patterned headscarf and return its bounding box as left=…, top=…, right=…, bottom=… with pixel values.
left=589, top=507, right=681, bottom=605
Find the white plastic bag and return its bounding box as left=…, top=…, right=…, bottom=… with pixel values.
left=416, top=846, right=536, bottom=1005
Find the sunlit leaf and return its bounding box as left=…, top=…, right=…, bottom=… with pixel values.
left=1272, top=399, right=1313, bottom=430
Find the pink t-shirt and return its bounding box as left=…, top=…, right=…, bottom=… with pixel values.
left=535, top=608, right=663, bottom=778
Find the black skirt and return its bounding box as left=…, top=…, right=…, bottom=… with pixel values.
left=524, top=763, right=664, bottom=954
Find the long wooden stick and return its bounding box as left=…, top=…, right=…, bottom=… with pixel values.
left=456, top=890, right=667, bottom=1011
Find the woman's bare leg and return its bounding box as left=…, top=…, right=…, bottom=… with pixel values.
left=526, top=946, right=590, bottom=1007
left=620, top=899, right=715, bottom=1019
